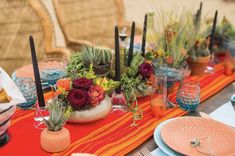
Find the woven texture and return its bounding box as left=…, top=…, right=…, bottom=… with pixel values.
left=0, top=64, right=234, bottom=156
left=54, top=0, right=123, bottom=48
left=0, top=0, right=46, bottom=74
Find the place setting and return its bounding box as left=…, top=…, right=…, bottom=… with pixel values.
left=1, top=0, right=235, bottom=155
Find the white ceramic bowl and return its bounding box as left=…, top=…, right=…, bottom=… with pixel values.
left=68, top=96, right=112, bottom=123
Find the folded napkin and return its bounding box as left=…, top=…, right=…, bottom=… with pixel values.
left=209, top=101, right=235, bottom=128
left=0, top=67, right=26, bottom=109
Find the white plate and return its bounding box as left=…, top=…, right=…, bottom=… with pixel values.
left=153, top=118, right=182, bottom=156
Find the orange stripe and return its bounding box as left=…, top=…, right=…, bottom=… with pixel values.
left=116, top=111, right=187, bottom=155
left=56, top=104, right=152, bottom=156
left=96, top=110, right=186, bottom=155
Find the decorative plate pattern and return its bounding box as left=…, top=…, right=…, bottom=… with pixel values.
left=153, top=118, right=182, bottom=156
left=161, top=117, right=235, bottom=156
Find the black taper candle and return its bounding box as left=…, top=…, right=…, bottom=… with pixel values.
left=128, top=22, right=135, bottom=67
left=141, top=14, right=147, bottom=57
left=29, top=35, right=45, bottom=107
left=209, top=10, right=218, bottom=54
left=115, top=26, right=121, bottom=94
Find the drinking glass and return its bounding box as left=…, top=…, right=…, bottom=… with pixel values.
left=150, top=75, right=168, bottom=118
left=176, top=80, right=200, bottom=111
left=14, top=77, right=37, bottom=109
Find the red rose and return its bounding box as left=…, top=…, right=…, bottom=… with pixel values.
left=67, top=89, right=89, bottom=110
left=88, top=85, right=105, bottom=106
left=139, top=62, right=154, bottom=78
left=72, top=78, right=93, bottom=90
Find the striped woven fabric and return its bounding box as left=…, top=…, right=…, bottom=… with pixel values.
left=1, top=64, right=234, bottom=156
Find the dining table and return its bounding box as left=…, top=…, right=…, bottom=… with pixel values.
left=128, top=82, right=235, bottom=155
left=0, top=63, right=235, bottom=156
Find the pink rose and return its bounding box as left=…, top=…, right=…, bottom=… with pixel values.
left=88, top=85, right=105, bottom=106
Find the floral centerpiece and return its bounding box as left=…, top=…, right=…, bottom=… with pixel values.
left=57, top=53, right=119, bottom=123
left=120, top=53, right=157, bottom=126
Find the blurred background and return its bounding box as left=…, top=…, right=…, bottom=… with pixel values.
left=0, top=0, right=235, bottom=74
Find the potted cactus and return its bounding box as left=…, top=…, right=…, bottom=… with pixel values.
left=40, top=99, right=71, bottom=153
left=81, top=45, right=112, bottom=75
left=188, top=38, right=211, bottom=75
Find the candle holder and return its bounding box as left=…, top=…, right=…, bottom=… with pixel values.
left=111, top=91, right=127, bottom=112
left=176, top=80, right=200, bottom=111
left=34, top=102, right=49, bottom=129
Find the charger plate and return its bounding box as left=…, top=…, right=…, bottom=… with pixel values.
left=153, top=118, right=182, bottom=156
left=161, top=117, right=235, bottom=156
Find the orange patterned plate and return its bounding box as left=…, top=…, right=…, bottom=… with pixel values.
left=161, top=117, right=235, bottom=156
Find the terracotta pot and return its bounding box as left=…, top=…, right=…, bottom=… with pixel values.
left=94, top=63, right=111, bottom=75
left=188, top=56, right=210, bottom=76
left=40, top=127, right=70, bottom=152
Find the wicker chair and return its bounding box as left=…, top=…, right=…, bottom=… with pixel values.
left=52, top=0, right=142, bottom=51
left=0, top=0, right=70, bottom=74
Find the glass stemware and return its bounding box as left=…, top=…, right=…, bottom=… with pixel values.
left=14, top=77, right=37, bottom=109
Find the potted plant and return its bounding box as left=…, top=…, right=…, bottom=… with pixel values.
left=207, top=17, right=235, bottom=62
left=81, top=45, right=112, bottom=76
left=40, top=99, right=71, bottom=153
left=188, top=38, right=211, bottom=75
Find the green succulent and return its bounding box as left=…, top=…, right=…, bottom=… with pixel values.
left=81, top=45, right=100, bottom=66
left=66, top=52, right=84, bottom=78
left=44, top=99, right=72, bottom=131
left=81, top=45, right=112, bottom=67
left=127, top=54, right=145, bottom=77
left=96, top=46, right=112, bottom=65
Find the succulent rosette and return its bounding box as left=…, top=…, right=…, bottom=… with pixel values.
left=88, top=85, right=105, bottom=106
left=72, top=78, right=93, bottom=90
left=67, top=89, right=89, bottom=110
left=138, top=62, right=154, bottom=78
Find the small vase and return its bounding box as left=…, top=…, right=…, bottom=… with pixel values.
left=176, top=80, right=200, bottom=112
left=188, top=56, right=210, bottom=76
left=40, top=127, right=70, bottom=152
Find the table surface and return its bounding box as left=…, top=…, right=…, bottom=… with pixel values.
left=128, top=82, right=235, bottom=155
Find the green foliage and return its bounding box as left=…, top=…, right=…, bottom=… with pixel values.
left=127, top=54, right=144, bottom=77
left=81, top=45, right=112, bottom=67
left=121, top=74, right=144, bottom=126
left=44, top=99, right=72, bottom=131
left=66, top=53, right=84, bottom=79
left=77, top=64, right=97, bottom=79
left=81, top=45, right=100, bottom=67
left=96, top=46, right=112, bottom=65
left=189, top=39, right=210, bottom=59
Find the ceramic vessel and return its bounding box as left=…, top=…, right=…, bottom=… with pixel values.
left=94, top=63, right=111, bottom=76
left=188, top=56, right=210, bottom=76
left=68, top=96, right=112, bottom=123
left=40, top=127, right=70, bottom=153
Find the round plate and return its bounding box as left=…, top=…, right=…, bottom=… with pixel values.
left=153, top=118, right=182, bottom=156
left=161, top=117, right=235, bottom=156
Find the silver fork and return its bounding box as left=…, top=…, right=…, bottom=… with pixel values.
left=141, top=147, right=152, bottom=156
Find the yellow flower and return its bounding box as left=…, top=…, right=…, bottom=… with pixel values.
left=157, top=49, right=164, bottom=57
